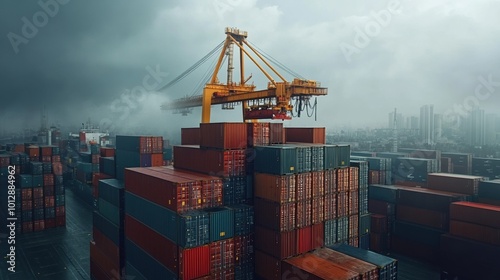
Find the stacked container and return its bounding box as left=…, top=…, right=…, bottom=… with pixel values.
left=440, top=152, right=473, bottom=175
left=351, top=156, right=392, bottom=185
left=350, top=160, right=370, bottom=249
left=115, top=135, right=164, bottom=181
left=471, top=157, right=500, bottom=180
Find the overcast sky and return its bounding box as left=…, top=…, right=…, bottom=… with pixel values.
left=1, top=0, right=499, bottom=138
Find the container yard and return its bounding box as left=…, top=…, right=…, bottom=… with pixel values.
left=2, top=4, right=500, bottom=278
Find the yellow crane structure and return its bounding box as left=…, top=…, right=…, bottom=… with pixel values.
left=161, top=27, right=328, bottom=123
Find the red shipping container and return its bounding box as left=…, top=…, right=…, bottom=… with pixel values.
left=395, top=180, right=427, bottom=188
left=450, top=220, right=500, bottom=245
left=56, top=215, right=66, bottom=227
left=368, top=199, right=394, bottom=216
left=247, top=123, right=270, bottom=147
left=100, top=147, right=116, bottom=158
left=324, top=193, right=337, bottom=221
left=199, top=123, right=248, bottom=150
left=254, top=173, right=296, bottom=203
left=22, top=200, right=33, bottom=211
left=234, top=234, right=254, bottom=266
left=254, top=198, right=296, bottom=232
left=27, top=146, right=39, bottom=157
left=312, top=248, right=379, bottom=280
left=254, top=226, right=296, bottom=260
left=396, top=204, right=448, bottom=230
left=124, top=215, right=178, bottom=272
left=43, top=185, right=54, bottom=196
left=151, top=153, right=164, bottom=167
left=311, top=222, right=324, bottom=249
left=14, top=144, right=25, bottom=153
left=337, top=192, right=349, bottom=218
left=89, top=240, right=120, bottom=278
left=52, top=162, right=63, bottom=176
left=209, top=238, right=235, bottom=272
left=92, top=154, right=100, bottom=164
left=45, top=218, right=56, bottom=229
left=285, top=127, right=326, bottom=144
left=125, top=168, right=197, bottom=213
left=179, top=245, right=211, bottom=280
left=282, top=253, right=360, bottom=280
left=152, top=166, right=223, bottom=209
left=41, top=155, right=52, bottom=162
left=311, top=171, right=324, bottom=198
left=349, top=215, right=359, bottom=239
left=181, top=127, right=201, bottom=145
left=336, top=168, right=350, bottom=192
left=255, top=250, right=281, bottom=280
left=22, top=221, right=33, bottom=233
left=43, top=174, right=54, bottom=186
left=349, top=167, right=359, bottom=191
left=151, top=136, right=164, bottom=154
left=92, top=173, right=112, bottom=188
left=93, top=227, right=121, bottom=268
left=56, top=206, right=65, bottom=217
left=296, top=173, right=312, bottom=201
left=33, top=220, right=45, bottom=232
left=370, top=232, right=390, bottom=253
left=297, top=226, right=313, bottom=254
left=296, top=200, right=312, bottom=229
left=210, top=268, right=234, bottom=280
left=369, top=170, right=381, bottom=185
left=22, top=189, right=33, bottom=200
left=90, top=259, right=113, bottom=280
left=349, top=191, right=359, bottom=216
left=312, top=197, right=324, bottom=225
left=45, top=196, right=55, bottom=208
left=174, top=146, right=246, bottom=177
left=371, top=214, right=388, bottom=233
left=51, top=155, right=61, bottom=162
left=450, top=201, right=500, bottom=228
left=324, top=169, right=336, bottom=194
left=269, top=122, right=285, bottom=144
left=33, top=187, right=43, bottom=199
left=427, top=173, right=483, bottom=195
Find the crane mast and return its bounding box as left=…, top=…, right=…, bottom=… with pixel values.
left=161, top=27, right=328, bottom=123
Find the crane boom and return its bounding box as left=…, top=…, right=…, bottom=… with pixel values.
left=161, top=27, right=328, bottom=123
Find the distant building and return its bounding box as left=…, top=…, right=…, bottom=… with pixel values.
left=485, top=113, right=497, bottom=145
left=434, top=114, right=443, bottom=141
left=388, top=111, right=405, bottom=129
left=420, top=105, right=434, bottom=145
left=467, top=108, right=485, bottom=146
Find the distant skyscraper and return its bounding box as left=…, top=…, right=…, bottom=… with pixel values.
left=434, top=114, right=443, bottom=141
left=485, top=113, right=497, bottom=145
left=420, top=105, right=434, bottom=144
left=388, top=111, right=404, bottom=129
left=410, top=116, right=419, bottom=130
left=467, top=108, right=485, bottom=146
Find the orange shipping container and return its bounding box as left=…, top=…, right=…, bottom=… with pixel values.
left=254, top=173, right=296, bottom=203
left=100, top=147, right=115, bottom=158
left=285, top=127, right=326, bottom=144
left=281, top=253, right=360, bottom=280
left=151, top=153, right=163, bottom=167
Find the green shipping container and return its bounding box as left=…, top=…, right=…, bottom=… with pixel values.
left=254, top=145, right=297, bottom=175
left=369, top=184, right=398, bottom=203
left=18, top=174, right=33, bottom=188
left=206, top=207, right=234, bottom=242
left=98, top=198, right=123, bottom=227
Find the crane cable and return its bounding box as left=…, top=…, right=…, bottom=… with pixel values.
left=157, top=40, right=225, bottom=92
left=247, top=40, right=306, bottom=80
left=188, top=54, right=227, bottom=97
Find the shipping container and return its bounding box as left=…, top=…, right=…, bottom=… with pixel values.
left=427, top=173, right=483, bottom=196
left=234, top=234, right=254, bottom=266
left=396, top=187, right=470, bottom=212
left=199, top=123, right=247, bottom=150
left=254, top=226, right=296, bottom=260
left=181, top=127, right=201, bottom=145
left=98, top=198, right=122, bottom=227
left=99, top=157, right=116, bottom=177
left=174, top=145, right=246, bottom=177
left=450, top=201, right=500, bottom=228
left=393, top=221, right=444, bottom=247
left=124, top=214, right=178, bottom=273
left=478, top=180, right=500, bottom=200
left=295, top=172, right=312, bottom=201
left=209, top=238, right=235, bottom=272
left=296, top=226, right=313, bottom=254
left=281, top=253, right=360, bottom=280
left=255, top=250, right=281, bottom=280
left=369, top=185, right=398, bottom=203
left=116, top=135, right=153, bottom=154
left=337, top=191, right=349, bottom=218
left=449, top=220, right=500, bottom=245
left=222, top=176, right=246, bottom=206
left=206, top=207, right=234, bottom=242
left=296, top=199, right=312, bottom=229
left=254, top=145, right=297, bottom=175
left=247, top=122, right=270, bottom=147
left=98, top=179, right=124, bottom=208
left=359, top=214, right=371, bottom=236
left=254, top=173, right=295, bottom=203
left=254, top=198, right=296, bottom=232
left=311, top=222, right=324, bottom=249
left=124, top=238, right=178, bottom=280
left=330, top=244, right=398, bottom=280
left=93, top=227, right=122, bottom=273
left=312, top=197, right=324, bottom=225
left=284, top=127, right=326, bottom=144
left=324, top=169, right=337, bottom=194
left=178, top=210, right=210, bottom=248
left=90, top=240, right=120, bottom=278
left=396, top=204, right=448, bottom=230
left=392, top=157, right=433, bottom=183
left=370, top=214, right=388, bottom=234
left=324, top=193, right=337, bottom=221
left=269, top=123, right=285, bottom=144
left=229, top=204, right=254, bottom=237
left=312, top=248, right=378, bottom=280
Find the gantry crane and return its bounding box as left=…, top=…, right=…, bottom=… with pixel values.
left=161, top=27, right=328, bottom=123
